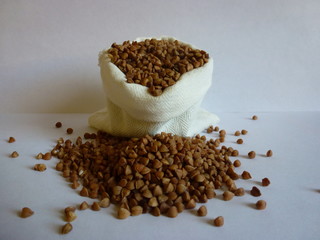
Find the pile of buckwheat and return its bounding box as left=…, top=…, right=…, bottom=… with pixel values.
left=107, top=39, right=209, bottom=96
left=53, top=131, right=239, bottom=217
left=12, top=114, right=274, bottom=234
left=40, top=115, right=270, bottom=233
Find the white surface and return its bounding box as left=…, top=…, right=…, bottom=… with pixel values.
left=0, top=113, right=319, bottom=240
left=1, top=0, right=320, bottom=113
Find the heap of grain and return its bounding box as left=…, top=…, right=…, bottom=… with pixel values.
left=52, top=131, right=241, bottom=218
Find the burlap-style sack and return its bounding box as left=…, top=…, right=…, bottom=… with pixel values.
left=89, top=37, right=219, bottom=137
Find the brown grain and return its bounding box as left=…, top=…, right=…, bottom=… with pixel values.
left=64, top=206, right=76, bottom=214
left=61, top=223, right=73, bottom=234
left=219, top=130, right=226, bottom=137
left=20, top=207, right=34, bottom=218
left=11, top=151, right=19, bottom=158
left=131, top=206, right=143, bottom=216
left=213, top=216, right=224, bottom=227
left=266, top=150, right=273, bottom=157
left=118, top=208, right=130, bottom=219
left=250, top=186, right=261, bottom=197
left=233, top=160, right=241, bottom=167
left=151, top=207, right=161, bottom=217
left=79, top=201, right=89, bottom=210
left=234, top=187, right=245, bottom=196
left=256, top=200, right=267, bottom=210
left=99, top=198, right=110, bottom=208
left=55, top=122, right=62, bottom=128
left=248, top=151, right=256, bottom=159
left=167, top=206, right=178, bottom=218
left=91, top=202, right=101, bottom=211
left=262, top=178, right=271, bottom=187
left=34, top=163, right=47, bottom=172
left=175, top=202, right=185, bottom=213
left=79, top=187, right=89, bottom=197
left=236, top=139, right=243, bottom=144
left=185, top=199, right=196, bottom=209
left=223, top=191, right=234, bottom=201
left=197, top=206, right=207, bottom=216
left=241, top=129, right=248, bottom=135
left=207, top=126, right=214, bottom=133
left=241, top=171, right=252, bottom=180
left=66, top=128, right=73, bottom=134
left=107, top=39, right=209, bottom=96
left=42, top=152, right=51, bottom=160
left=65, top=211, right=77, bottom=222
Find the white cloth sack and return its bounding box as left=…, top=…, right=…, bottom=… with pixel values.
left=89, top=37, right=219, bottom=137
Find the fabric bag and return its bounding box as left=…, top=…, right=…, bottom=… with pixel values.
left=89, top=37, right=219, bottom=137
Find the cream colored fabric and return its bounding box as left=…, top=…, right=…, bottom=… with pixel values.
left=89, top=37, right=219, bottom=137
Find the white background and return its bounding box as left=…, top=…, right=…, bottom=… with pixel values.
left=1, top=0, right=319, bottom=113
left=1, top=1, right=320, bottom=240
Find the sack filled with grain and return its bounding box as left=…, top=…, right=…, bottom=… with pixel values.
left=89, top=37, right=219, bottom=137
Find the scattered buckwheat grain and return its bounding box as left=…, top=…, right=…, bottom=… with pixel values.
left=20, top=207, right=34, bottom=218
left=213, top=216, right=224, bottom=227
left=197, top=206, right=207, bottom=216
left=251, top=186, right=261, bottom=197
left=262, top=178, right=271, bottom=187
left=256, top=200, right=267, bottom=210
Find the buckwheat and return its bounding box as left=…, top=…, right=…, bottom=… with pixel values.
left=118, top=208, right=130, bottom=219
left=66, top=128, right=73, bottom=134
left=11, top=151, right=19, bottom=158
left=197, top=206, right=207, bottom=216
left=61, top=223, right=73, bottom=234
left=65, top=210, right=77, bottom=222
left=34, top=163, right=47, bottom=172
left=223, top=191, right=234, bottom=201
left=234, top=187, right=245, bottom=196
left=241, top=129, right=248, bottom=135
left=42, top=152, right=51, bottom=160
left=79, top=201, right=89, bottom=210
left=250, top=186, right=261, bottom=197
left=167, top=206, right=178, bottom=218
left=248, top=151, right=256, bottom=159
left=99, top=198, right=110, bottom=208
left=91, top=202, right=101, bottom=211
left=20, top=207, right=34, bottom=218
left=55, top=122, right=62, bottom=128
left=241, top=171, right=252, bottom=180
left=262, top=178, right=270, bottom=187
left=233, top=159, right=241, bottom=167
left=213, top=216, right=224, bottom=227
left=236, top=139, right=243, bottom=144
left=266, top=150, right=273, bottom=157
left=131, top=206, right=143, bottom=216
left=256, top=200, right=267, bottom=210
left=64, top=206, right=76, bottom=214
